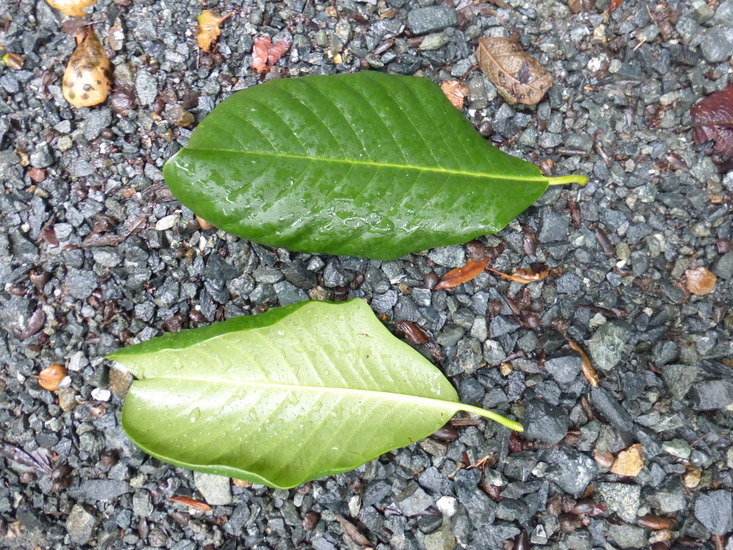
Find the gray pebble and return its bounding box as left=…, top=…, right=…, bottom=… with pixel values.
left=699, top=27, right=733, bottom=63
left=396, top=483, right=433, bottom=516
left=688, top=380, right=733, bottom=411
left=538, top=211, right=569, bottom=243
left=590, top=387, right=634, bottom=432
left=407, top=7, right=458, bottom=35
left=607, top=524, right=647, bottom=549
left=545, top=448, right=597, bottom=497
left=193, top=472, right=231, bottom=506
left=66, top=503, right=99, bottom=545
left=79, top=479, right=130, bottom=501
left=544, top=355, right=581, bottom=385
left=587, top=322, right=629, bottom=371
left=523, top=399, right=569, bottom=444
left=136, top=69, right=158, bottom=106
left=713, top=251, right=733, bottom=280
left=82, top=109, right=112, bottom=141
left=65, top=269, right=98, bottom=300
left=694, top=490, right=733, bottom=535
left=597, top=483, right=641, bottom=523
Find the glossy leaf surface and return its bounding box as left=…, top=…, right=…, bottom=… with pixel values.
left=164, top=72, right=586, bottom=260
left=109, top=299, right=521, bottom=489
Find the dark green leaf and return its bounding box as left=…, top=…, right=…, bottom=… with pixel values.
left=164, top=72, right=586, bottom=260
left=108, top=299, right=522, bottom=489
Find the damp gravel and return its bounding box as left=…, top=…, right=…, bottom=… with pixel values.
left=1, top=0, right=732, bottom=549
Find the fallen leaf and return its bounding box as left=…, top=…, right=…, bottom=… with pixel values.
left=252, top=35, right=292, bottom=73
left=38, top=365, right=68, bottom=391
left=2, top=52, right=24, bottom=70
left=168, top=495, right=213, bottom=511
left=440, top=80, right=470, bottom=110
left=684, top=266, right=716, bottom=296
left=477, top=37, right=553, bottom=106
left=610, top=443, right=643, bottom=477
left=487, top=263, right=549, bottom=284
left=683, top=465, right=702, bottom=488
left=394, top=320, right=430, bottom=345
left=231, top=478, right=252, bottom=488
left=691, top=83, right=733, bottom=157
left=196, top=215, right=215, bottom=231
left=62, top=28, right=112, bottom=108
left=568, top=340, right=599, bottom=387
left=434, top=257, right=490, bottom=290
left=609, top=0, right=623, bottom=13
left=196, top=10, right=232, bottom=53
left=334, top=515, right=371, bottom=546
left=568, top=0, right=595, bottom=14
left=46, top=0, right=97, bottom=17
left=155, top=214, right=180, bottom=231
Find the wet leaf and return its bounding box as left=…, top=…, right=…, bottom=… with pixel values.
left=477, top=37, right=553, bottom=105
left=0, top=442, right=53, bottom=475
left=487, top=263, right=549, bottom=284
left=62, top=28, right=112, bottom=108
left=691, top=83, right=733, bottom=157
left=2, top=52, right=24, bottom=70
left=685, top=266, right=716, bottom=296
left=610, top=443, right=643, bottom=477
left=17, top=306, right=46, bottom=341
left=163, top=73, right=586, bottom=260
left=609, top=0, right=623, bottom=13
left=638, top=515, right=676, bottom=530
left=196, top=10, right=231, bottom=53
left=46, top=0, right=97, bottom=17
left=394, top=320, right=430, bottom=344
left=252, top=35, right=292, bottom=73
left=568, top=340, right=599, bottom=387
left=335, top=515, right=371, bottom=546
left=38, top=364, right=68, bottom=391
left=435, top=258, right=490, bottom=290
left=168, top=495, right=213, bottom=511
left=109, top=299, right=522, bottom=489
left=440, top=80, right=470, bottom=110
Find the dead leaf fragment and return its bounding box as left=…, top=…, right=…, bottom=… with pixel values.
left=568, top=340, right=599, bottom=387
left=638, top=515, right=676, bottom=530
left=487, top=263, right=549, bottom=284
left=334, top=515, right=371, bottom=546
left=62, top=29, right=112, bottom=108
left=252, top=35, right=293, bottom=73
left=610, top=443, right=643, bottom=477
left=434, top=258, right=490, bottom=290
left=477, top=37, right=553, bottom=106
left=196, top=10, right=232, bottom=53
left=196, top=215, right=215, bottom=231
left=2, top=52, right=24, bottom=70
left=609, top=0, right=623, bottom=13
left=168, top=495, right=213, bottom=511
left=440, top=80, right=470, bottom=110
left=38, top=364, right=68, bottom=391
left=683, top=465, right=702, bottom=488
left=46, top=0, right=97, bottom=17
left=684, top=266, right=716, bottom=296
left=691, top=83, right=733, bottom=157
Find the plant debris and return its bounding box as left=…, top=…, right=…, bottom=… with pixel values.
left=691, top=83, right=733, bottom=157
left=168, top=495, right=213, bottom=511
left=62, top=28, right=112, bottom=108
left=196, top=10, right=232, bottom=53
left=568, top=340, right=599, bottom=387
left=486, top=263, right=550, bottom=284
left=476, top=37, right=553, bottom=105
left=435, top=258, right=490, bottom=290
left=38, top=364, right=68, bottom=391
left=45, top=0, right=97, bottom=17
left=440, top=80, right=470, bottom=109
left=1, top=52, right=24, bottom=69
left=684, top=266, right=717, bottom=296
left=252, top=35, right=292, bottom=73
left=610, top=443, right=644, bottom=477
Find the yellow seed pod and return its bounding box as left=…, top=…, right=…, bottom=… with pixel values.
left=46, top=0, right=97, bottom=18
left=62, top=29, right=112, bottom=109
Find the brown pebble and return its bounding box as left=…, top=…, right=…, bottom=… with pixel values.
left=302, top=511, right=320, bottom=531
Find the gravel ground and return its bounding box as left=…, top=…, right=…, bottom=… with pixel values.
left=1, top=0, right=732, bottom=548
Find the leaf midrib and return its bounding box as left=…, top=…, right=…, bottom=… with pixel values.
left=143, top=374, right=460, bottom=410
left=184, top=148, right=546, bottom=183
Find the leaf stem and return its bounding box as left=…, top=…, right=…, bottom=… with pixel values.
left=547, top=174, right=588, bottom=186
left=458, top=404, right=524, bottom=432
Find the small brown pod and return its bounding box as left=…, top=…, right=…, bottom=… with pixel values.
left=62, top=29, right=112, bottom=108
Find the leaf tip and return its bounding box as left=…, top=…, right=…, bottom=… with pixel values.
left=547, top=174, right=588, bottom=186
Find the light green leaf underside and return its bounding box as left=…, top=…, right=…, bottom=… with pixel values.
left=109, top=299, right=521, bottom=489
left=164, top=72, right=586, bottom=260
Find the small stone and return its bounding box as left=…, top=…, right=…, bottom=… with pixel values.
left=108, top=366, right=133, bottom=399
left=82, top=109, right=112, bottom=141
left=586, top=322, right=629, bottom=371
left=699, top=27, right=733, bottom=63
left=396, top=484, right=433, bottom=516
left=545, top=448, right=597, bottom=497
left=224, top=504, right=251, bottom=535
left=538, top=211, right=569, bottom=243
left=591, top=387, right=634, bottom=432
left=80, top=479, right=129, bottom=501
left=135, top=69, right=158, bottom=106
left=662, top=438, right=691, bottom=459
left=607, top=524, right=647, bottom=549
left=165, top=104, right=196, bottom=127
left=30, top=144, right=53, bottom=168
left=193, top=472, right=232, bottom=506
left=407, top=7, right=458, bottom=35
left=132, top=490, right=154, bottom=517
left=597, top=483, right=641, bottom=522
left=544, top=355, right=581, bottom=385
left=688, top=380, right=733, bottom=411
left=420, top=33, right=450, bottom=51
left=713, top=251, right=733, bottom=280
left=661, top=364, right=701, bottom=400
left=66, top=503, right=99, bottom=545
left=436, top=496, right=457, bottom=517
left=428, top=246, right=465, bottom=267
left=523, top=399, right=569, bottom=444
left=423, top=521, right=455, bottom=550
left=58, top=387, right=77, bottom=412
left=65, top=269, right=97, bottom=300
left=694, top=490, right=733, bottom=535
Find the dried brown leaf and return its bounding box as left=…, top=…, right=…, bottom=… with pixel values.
left=683, top=465, right=702, bottom=488
left=168, top=495, right=213, bottom=511
left=252, top=35, right=292, bottom=73
left=487, top=263, right=549, bottom=284
left=46, top=0, right=96, bottom=17
left=440, top=80, right=470, bottom=110
left=477, top=37, right=553, bottom=106
left=434, top=258, right=489, bottom=290
left=38, top=364, right=68, bottom=391
left=196, top=10, right=231, bottom=53
left=609, top=0, right=622, bottom=12
left=62, top=29, right=112, bottom=108
left=335, top=515, right=371, bottom=547
left=568, top=340, right=599, bottom=387
left=2, top=53, right=24, bottom=70
left=610, top=443, right=643, bottom=477
left=195, top=215, right=216, bottom=231
left=17, top=307, right=46, bottom=341
left=568, top=0, right=595, bottom=14
left=638, top=515, right=676, bottom=530
left=394, top=321, right=430, bottom=345
left=684, top=266, right=717, bottom=296
left=691, top=83, right=733, bottom=158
